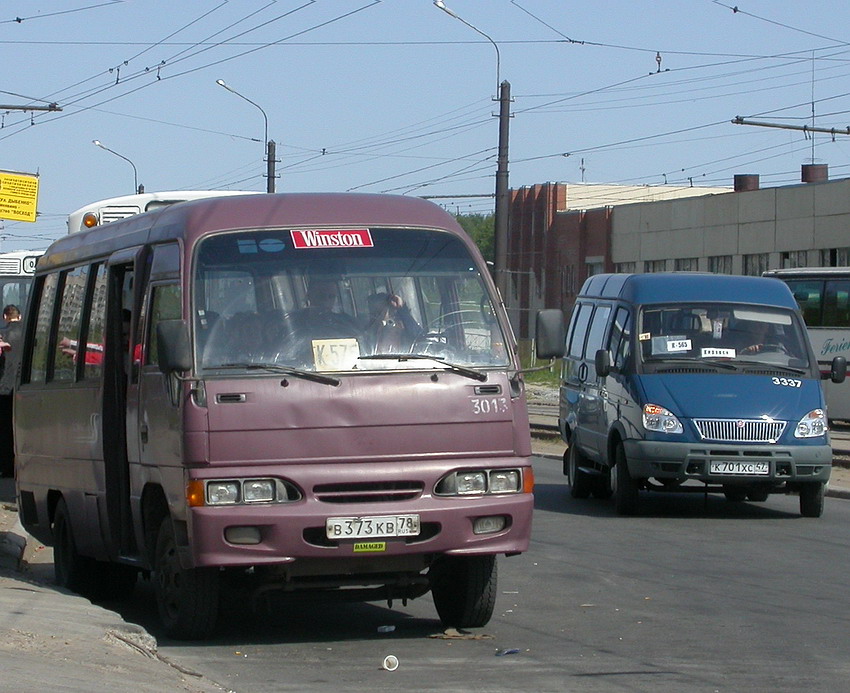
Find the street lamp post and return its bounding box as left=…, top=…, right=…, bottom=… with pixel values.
left=433, top=1, right=510, bottom=304
left=216, top=79, right=276, bottom=193
left=93, top=140, right=141, bottom=194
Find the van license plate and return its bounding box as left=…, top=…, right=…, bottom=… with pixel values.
left=710, top=461, right=769, bottom=475
left=326, top=514, right=420, bottom=540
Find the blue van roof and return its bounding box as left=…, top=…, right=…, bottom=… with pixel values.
left=579, top=272, right=798, bottom=309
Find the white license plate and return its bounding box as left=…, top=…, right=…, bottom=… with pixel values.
left=710, top=461, right=770, bottom=475
left=326, top=514, right=420, bottom=540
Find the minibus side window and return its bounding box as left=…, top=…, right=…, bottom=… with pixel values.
left=609, top=307, right=632, bottom=370
left=82, top=264, right=107, bottom=381
left=586, top=305, right=611, bottom=377
left=148, top=284, right=182, bottom=368
left=52, top=266, right=89, bottom=382
left=29, top=273, right=59, bottom=384
left=823, top=279, right=850, bottom=328
left=567, top=303, right=592, bottom=358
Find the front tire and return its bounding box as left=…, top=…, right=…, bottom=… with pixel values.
left=430, top=555, right=497, bottom=629
left=567, top=444, right=592, bottom=499
left=612, top=444, right=639, bottom=516
left=154, top=517, right=220, bottom=640
left=799, top=482, right=825, bottom=518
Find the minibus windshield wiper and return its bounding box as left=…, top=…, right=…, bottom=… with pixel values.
left=358, top=353, right=488, bottom=381
left=214, top=362, right=340, bottom=386
left=646, top=357, right=739, bottom=371
left=742, top=361, right=807, bottom=375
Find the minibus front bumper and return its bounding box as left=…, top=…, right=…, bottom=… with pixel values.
left=622, top=439, right=832, bottom=484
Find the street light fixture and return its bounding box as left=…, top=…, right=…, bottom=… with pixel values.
left=92, top=139, right=141, bottom=194
left=216, top=79, right=276, bottom=193
left=433, top=0, right=510, bottom=305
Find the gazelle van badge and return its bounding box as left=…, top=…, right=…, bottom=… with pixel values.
left=291, top=228, right=373, bottom=248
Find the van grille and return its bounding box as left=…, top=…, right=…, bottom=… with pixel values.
left=314, top=480, right=423, bottom=504
left=0, top=258, right=21, bottom=274
left=101, top=205, right=142, bottom=224
left=694, top=418, right=786, bottom=443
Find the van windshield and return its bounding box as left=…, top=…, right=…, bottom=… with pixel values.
left=193, top=227, right=509, bottom=373
left=638, top=303, right=810, bottom=370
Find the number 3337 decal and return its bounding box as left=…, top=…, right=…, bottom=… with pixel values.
left=772, top=377, right=801, bottom=387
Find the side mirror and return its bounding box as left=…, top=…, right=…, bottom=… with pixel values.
left=535, top=309, right=565, bottom=359
left=157, top=319, right=192, bottom=374
left=595, top=349, right=611, bottom=378
left=831, top=356, right=847, bottom=384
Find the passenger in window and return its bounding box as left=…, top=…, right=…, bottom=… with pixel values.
left=292, top=279, right=360, bottom=337
left=362, top=292, right=421, bottom=353
left=0, top=305, right=23, bottom=476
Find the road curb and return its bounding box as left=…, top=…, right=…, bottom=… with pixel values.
left=0, top=518, right=27, bottom=570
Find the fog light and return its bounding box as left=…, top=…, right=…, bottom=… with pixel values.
left=225, top=526, right=262, bottom=545
left=473, top=515, right=506, bottom=535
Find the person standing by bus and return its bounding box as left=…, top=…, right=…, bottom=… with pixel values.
left=0, top=305, right=22, bottom=476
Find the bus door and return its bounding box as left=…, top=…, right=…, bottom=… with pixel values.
left=103, top=249, right=142, bottom=557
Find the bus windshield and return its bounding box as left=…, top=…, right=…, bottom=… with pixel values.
left=638, top=302, right=811, bottom=370
left=194, top=227, right=509, bottom=373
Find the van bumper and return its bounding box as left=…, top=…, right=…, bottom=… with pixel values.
left=622, top=439, right=832, bottom=484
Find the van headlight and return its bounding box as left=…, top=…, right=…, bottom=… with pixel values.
left=187, top=478, right=301, bottom=507
left=643, top=404, right=683, bottom=434
left=436, top=468, right=524, bottom=496
left=795, top=409, right=827, bottom=438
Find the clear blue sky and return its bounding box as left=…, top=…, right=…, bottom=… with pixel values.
left=3, top=0, right=850, bottom=251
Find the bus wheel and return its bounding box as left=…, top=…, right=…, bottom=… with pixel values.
left=612, top=444, right=639, bottom=516
left=799, top=482, right=825, bottom=518
left=53, top=497, right=100, bottom=598
left=430, top=555, right=497, bottom=629
left=567, top=445, right=592, bottom=499
left=154, top=517, right=220, bottom=640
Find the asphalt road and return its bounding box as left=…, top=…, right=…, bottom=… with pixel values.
left=90, top=454, right=850, bottom=693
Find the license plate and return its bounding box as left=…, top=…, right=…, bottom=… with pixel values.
left=710, top=461, right=769, bottom=475
left=326, top=514, right=420, bottom=540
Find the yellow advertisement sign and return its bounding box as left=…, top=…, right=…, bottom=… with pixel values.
left=0, top=171, right=39, bottom=222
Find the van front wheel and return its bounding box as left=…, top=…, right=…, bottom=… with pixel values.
left=154, top=517, right=220, bottom=640
left=799, top=482, right=825, bottom=518
left=567, top=445, right=592, bottom=499
left=612, top=445, right=639, bottom=516
left=430, top=555, right=497, bottom=629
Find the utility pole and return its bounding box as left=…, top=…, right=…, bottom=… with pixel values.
left=266, top=140, right=277, bottom=193
left=494, top=80, right=511, bottom=303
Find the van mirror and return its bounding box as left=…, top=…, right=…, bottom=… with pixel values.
left=595, top=349, right=611, bottom=377
left=157, top=319, right=192, bottom=374
left=830, top=356, right=847, bottom=384
left=535, top=309, right=565, bottom=359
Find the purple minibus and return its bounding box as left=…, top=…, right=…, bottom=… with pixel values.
left=15, top=192, right=534, bottom=639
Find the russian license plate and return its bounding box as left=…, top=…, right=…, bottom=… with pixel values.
left=326, top=514, right=420, bottom=540
left=710, top=461, right=769, bottom=475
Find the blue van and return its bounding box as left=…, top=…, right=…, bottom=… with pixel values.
left=535, top=273, right=847, bottom=516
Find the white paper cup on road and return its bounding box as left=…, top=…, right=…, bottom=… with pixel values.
left=382, top=654, right=399, bottom=671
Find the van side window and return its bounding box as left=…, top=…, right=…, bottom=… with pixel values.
left=148, top=284, right=182, bottom=367
left=82, top=264, right=107, bottom=381
left=29, top=273, right=60, bottom=384
left=567, top=303, right=592, bottom=358
left=53, top=266, right=90, bottom=382
left=609, top=307, right=632, bottom=370
left=586, top=305, right=611, bottom=376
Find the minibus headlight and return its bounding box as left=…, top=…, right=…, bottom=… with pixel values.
left=243, top=479, right=275, bottom=503
left=795, top=409, right=827, bottom=438
left=208, top=481, right=241, bottom=505
left=642, top=404, right=683, bottom=434
left=435, top=468, right=526, bottom=496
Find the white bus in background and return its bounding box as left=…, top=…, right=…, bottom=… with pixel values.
left=67, top=190, right=259, bottom=233
left=0, top=249, right=44, bottom=312
left=764, top=267, right=850, bottom=422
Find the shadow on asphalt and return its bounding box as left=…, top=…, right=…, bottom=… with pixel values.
left=534, top=481, right=800, bottom=520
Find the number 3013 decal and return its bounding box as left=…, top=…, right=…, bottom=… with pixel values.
left=772, top=377, right=801, bottom=387
left=472, top=397, right=509, bottom=414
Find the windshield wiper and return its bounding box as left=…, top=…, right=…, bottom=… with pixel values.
left=742, top=362, right=807, bottom=375
left=646, top=357, right=739, bottom=371
left=213, top=362, right=340, bottom=386
left=358, top=353, right=488, bottom=381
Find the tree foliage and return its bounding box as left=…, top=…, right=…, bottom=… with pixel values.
left=455, top=213, right=494, bottom=263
